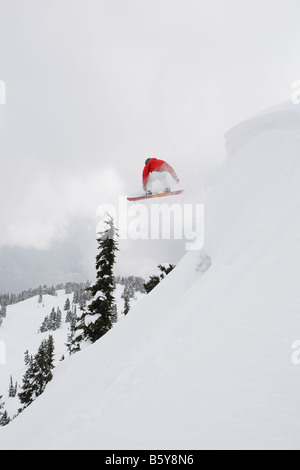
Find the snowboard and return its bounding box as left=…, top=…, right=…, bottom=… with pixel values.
left=127, top=189, right=184, bottom=201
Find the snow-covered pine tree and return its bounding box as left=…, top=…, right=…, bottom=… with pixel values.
left=65, top=307, right=79, bottom=355
left=24, top=350, right=31, bottom=366
left=123, top=294, right=130, bottom=315
left=48, top=307, right=62, bottom=330
left=0, top=396, right=9, bottom=426
left=144, top=263, right=175, bottom=293
left=0, top=305, right=6, bottom=318
left=65, top=309, right=73, bottom=323
left=0, top=409, right=10, bottom=426
left=18, top=336, right=55, bottom=409
left=66, top=330, right=79, bottom=355
left=72, top=215, right=118, bottom=346
left=8, top=375, right=17, bottom=397
left=158, top=263, right=176, bottom=278
left=64, top=298, right=71, bottom=311
left=143, top=274, right=160, bottom=293
left=33, top=335, right=55, bottom=396
left=121, top=282, right=135, bottom=300
left=39, top=307, right=62, bottom=332
left=37, top=286, right=43, bottom=304
left=39, top=315, right=50, bottom=332
left=18, top=359, right=35, bottom=408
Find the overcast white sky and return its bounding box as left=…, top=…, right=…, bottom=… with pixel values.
left=0, top=0, right=300, bottom=290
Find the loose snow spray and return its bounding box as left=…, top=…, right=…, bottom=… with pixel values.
left=96, top=196, right=204, bottom=251
left=0, top=340, right=6, bottom=365
left=0, top=80, right=6, bottom=104
left=291, top=340, right=300, bottom=365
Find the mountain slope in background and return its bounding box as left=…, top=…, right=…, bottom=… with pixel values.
left=0, top=101, right=300, bottom=449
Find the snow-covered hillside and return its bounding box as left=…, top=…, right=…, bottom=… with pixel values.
left=0, top=282, right=145, bottom=421
left=0, top=290, right=73, bottom=419
left=1, top=101, right=300, bottom=449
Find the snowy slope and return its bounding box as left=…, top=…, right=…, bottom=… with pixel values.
left=1, top=101, right=300, bottom=449
left=0, top=284, right=144, bottom=420
left=0, top=291, right=74, bottom=418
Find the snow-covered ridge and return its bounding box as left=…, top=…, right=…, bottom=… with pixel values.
left=225, top=101, right=300, bottom=156
left=1, top=101, right=300, bottom=449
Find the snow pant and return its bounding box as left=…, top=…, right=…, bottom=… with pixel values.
left=146, top=171, right=171, bottom=192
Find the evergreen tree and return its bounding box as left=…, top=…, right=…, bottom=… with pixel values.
left=144, top=263, right=175, bottom=293
left=158, top=263, right=176, bottom=277
left=0, top=304, right=6, bottom=326
left=49, top=307, right=62, bottom=330
left=24, top=350, right=31, bottom=366
left=111, top=303, right=118, bottom=323
left=123, top=295, right=130, bottom=315
left=65, top=306, right=77, bottom=329
left=65, top=309, right=73, bottom=323
left=33, top=335, right=54, bottom=395
left=65, top=307, right=79, bottom=355
left=0, top=409, right=10, bottom=426
left=73, top=215, right=118, bottom=346
left=39, top=307, right=62, bottom=332
left=64, top=298, right=71, bottom=311
left=143, top=274, right=160, bottom=294
left=8, top=375, right=17, bottom=397
left=39, top=315, right=50, bottom=332
left=18, top=336, right=55, bottom=409
left=0, top=395, right=10, bottom=426
left=66, top=330, right=80, bottom=355
left=121, top=282, right=135, bottom=300
left=37, top=286, right=43, bottom=304
left=0, top=395, right=9, bottom=426
left=18, top=354, right=35, bottom=407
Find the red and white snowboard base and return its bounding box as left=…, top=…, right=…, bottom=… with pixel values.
left=127, top=189, right=184, bottom=201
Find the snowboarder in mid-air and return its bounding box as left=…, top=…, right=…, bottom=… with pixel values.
left=142, top=157, right=179, bottom=196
